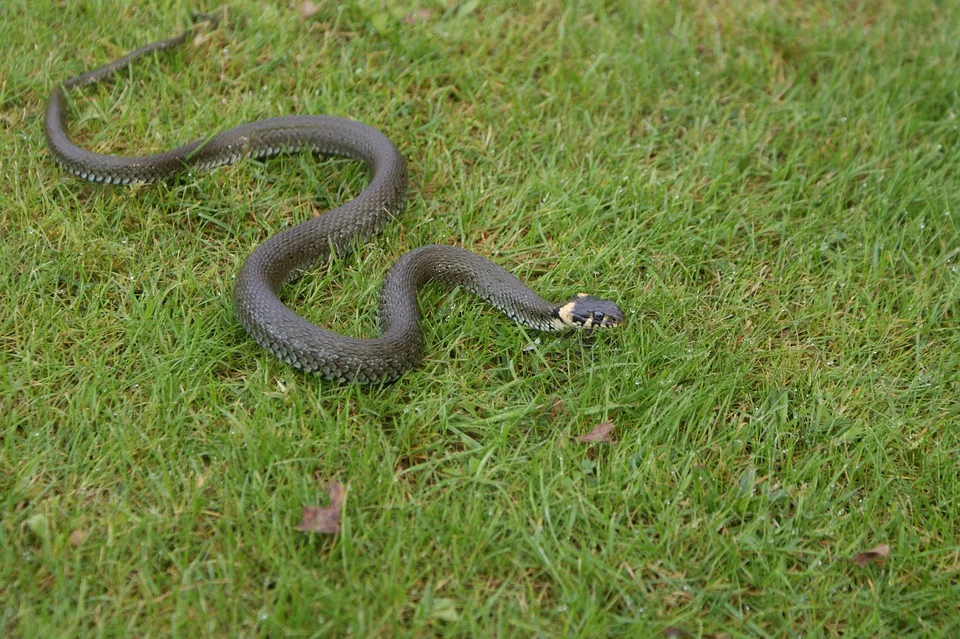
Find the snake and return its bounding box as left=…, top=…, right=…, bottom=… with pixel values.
left=45, top=16, right=624, bottom=383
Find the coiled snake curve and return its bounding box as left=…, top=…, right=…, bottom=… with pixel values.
left=45, top=16, right=624, bottom=383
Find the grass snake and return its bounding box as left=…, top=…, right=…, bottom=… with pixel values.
left=45, top=16, right=624, bottom=383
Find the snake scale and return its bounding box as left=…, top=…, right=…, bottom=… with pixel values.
left=45, top=16, right=624, bottom=383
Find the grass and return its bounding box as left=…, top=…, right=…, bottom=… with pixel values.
left=2, top=0, right=959, bottom=636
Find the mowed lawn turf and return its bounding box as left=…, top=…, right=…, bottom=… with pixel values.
left=2, top=0, right=958, bottom=636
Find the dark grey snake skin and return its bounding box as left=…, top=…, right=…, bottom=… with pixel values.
left=45, top=17, right=624, bottom=383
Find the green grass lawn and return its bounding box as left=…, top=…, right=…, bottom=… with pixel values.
left=3, top=0, right=959, bottom=636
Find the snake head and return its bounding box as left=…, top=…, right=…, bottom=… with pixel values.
left=555, top=293, right=625, bottom=330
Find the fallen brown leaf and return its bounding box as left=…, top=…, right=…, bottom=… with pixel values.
left=576, top=421, right=616, bottom=444
left=296, top=481, right=344, bottom=534
left=69, top=529, right=87, bottom=547
left=300, top=0, right=322, bottom=20
left=851, top=544, right=890, bottom=567
left=402, top=9, right=434, bottom=25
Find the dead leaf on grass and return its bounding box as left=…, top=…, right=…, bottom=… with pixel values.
left=851, top=544, right=890, bottom=567
left=300, top=0, right=322, bottom=20
left=576, top=421, right=616, bottom=444
left=69, top=529, right=87, bottom=547
left=296, top=481, right=344, bottom=534
left=402, top=9, right=434, bottom=25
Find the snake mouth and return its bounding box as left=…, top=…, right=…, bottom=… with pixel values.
left=596, top=312, right=625, bottom=329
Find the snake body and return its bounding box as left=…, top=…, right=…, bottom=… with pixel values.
left=46, top=18, right=623, bottom=383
